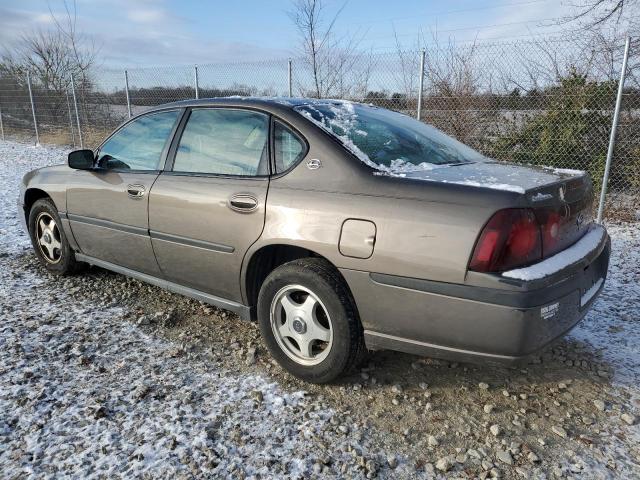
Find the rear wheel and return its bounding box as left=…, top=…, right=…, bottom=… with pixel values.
left=28, top=198, right=82, bottom=275
left=257, top=258, right=365, bottom=383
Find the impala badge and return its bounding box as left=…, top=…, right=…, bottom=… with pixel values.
left=307, top=158, right=322, bottom=170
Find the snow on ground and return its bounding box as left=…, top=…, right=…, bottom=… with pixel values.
left=1, top=140, right=639, bottom=479
left=573, top=221, right=640, bottom=387
left=0, top=141, right=404, bottom=478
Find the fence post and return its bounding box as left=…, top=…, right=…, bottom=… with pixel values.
left=416, top=49, right=426, bottom=121
left=70, top=74, right=83, bottom=149
left=26, top=71, right=40, bottom=145
left=0, top=102, right=5, bottom=141
left=597, top=36, right=630, bottom=223
left=65, top=91, right=76, bottom=147
left=194, top=65, right=200, bottom=99
left=288, top=59, right=293, bottom=97
left=124, top=70, right=132, bottom=118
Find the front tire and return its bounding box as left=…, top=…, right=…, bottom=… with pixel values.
left=257, top=258, right=365, bottom=383
left=28, top=198, right=82, bottom=275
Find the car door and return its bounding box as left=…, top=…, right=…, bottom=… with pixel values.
left=148, top=107, right=271, bottom=302
left=66, top=109, right=182, bottom=276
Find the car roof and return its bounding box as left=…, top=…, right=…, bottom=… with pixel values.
left=145, top=96, right=364, bottom=114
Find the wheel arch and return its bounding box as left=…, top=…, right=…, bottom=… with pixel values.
left=23, top=188, right=52, bottom=224
left=242, top=243, right=353, bottom=319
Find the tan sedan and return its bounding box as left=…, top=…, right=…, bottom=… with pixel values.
left=19, top=98, right=609, bottom=383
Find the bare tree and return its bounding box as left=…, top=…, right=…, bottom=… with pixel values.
left=289, top=0, right=363, bottom=98
left=0, top=0, right=98, bottom=139
left=562, top=1, right=639, bottom=85
left=567, top=0, right=638, bottom=28
left=48, top=0, right=98, bottom=85
left=423, top=37, right=497, bottom=146
left=391, top=28, right=423, bottom=109
left=1, top=0, right=97, bottom=91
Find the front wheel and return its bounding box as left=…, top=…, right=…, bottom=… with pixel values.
left=28, top=198, right=82, bottom=275
left=257, top=258, right=365, bottom=383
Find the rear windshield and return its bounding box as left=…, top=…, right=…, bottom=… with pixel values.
left=294, top=102, right=485, bottom=173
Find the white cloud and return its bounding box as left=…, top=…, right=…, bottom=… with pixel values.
left=126, top=8, right=171, bottom=24
left=0, top=4, right=288, bottom=66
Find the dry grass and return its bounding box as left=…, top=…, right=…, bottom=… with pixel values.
left=39, top=129, right=74, bottom=146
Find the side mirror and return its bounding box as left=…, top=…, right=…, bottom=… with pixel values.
left=68, top=150, right=95, bottom=170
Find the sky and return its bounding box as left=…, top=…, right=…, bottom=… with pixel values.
left=0, top=0, right=581, bottom=68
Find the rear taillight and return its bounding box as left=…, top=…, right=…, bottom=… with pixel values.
left=469, top=209, right=542, bottom=273
left=538, top=209, right=561, bottom=256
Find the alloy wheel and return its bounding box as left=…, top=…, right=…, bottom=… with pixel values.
left=270, top=284, right=333, bottom=366
left=35, top=212, right=62, bottom=264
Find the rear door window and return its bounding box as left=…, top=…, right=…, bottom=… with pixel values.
left=274, top=121, right=305, bottom=173
left=173, top=109, right=269, bottom=176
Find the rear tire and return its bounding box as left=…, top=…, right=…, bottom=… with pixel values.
left=28, top=198, right=82, bottom=275
left=257, top=258, right=365, bottom=383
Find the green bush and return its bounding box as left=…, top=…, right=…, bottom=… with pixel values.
left=489, top=71, right=616, bottom=191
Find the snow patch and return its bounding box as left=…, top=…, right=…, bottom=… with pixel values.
left=298, top=102, right=450, bottom=176
left=531, top=192, right=554, bottom=202
left=0, top=139, right=400, bottom=479
left=444, top=179, right=525, bottom=193
left=552, top=167, right=585, bottom=176
left=581, top=277, right=604, bottom=307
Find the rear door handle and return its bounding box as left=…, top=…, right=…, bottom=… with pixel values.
left=229, top=194, right=258, bottom=212
left=127, top=184, right=146, bottom=199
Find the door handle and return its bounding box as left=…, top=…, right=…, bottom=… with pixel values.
left=229, top=194, right=258, bottom=212
left=127, top=184, right=146, bottom=199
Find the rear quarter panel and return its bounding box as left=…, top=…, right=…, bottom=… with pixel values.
left=259, top=185, right=493, bottom=283
left=245, top=119, right=524, bottom=302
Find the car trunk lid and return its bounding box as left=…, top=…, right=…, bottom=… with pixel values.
left=526, top=173, right=594, bottom=257
left=401, top=161, right=583, bottom=194
left=402, top=160, right=595, bottom=259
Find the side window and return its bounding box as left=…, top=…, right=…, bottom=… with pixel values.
left=173, top=109, right=269, bottom=176
left=274, top=121, right=305, bottom=173
left=97, top=110, right=180, bottom=171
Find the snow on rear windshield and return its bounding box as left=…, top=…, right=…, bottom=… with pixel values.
left=294, top=101, right=485, bottom=173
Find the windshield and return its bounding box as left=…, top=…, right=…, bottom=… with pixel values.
left=294, top=102, right=485, bottom=173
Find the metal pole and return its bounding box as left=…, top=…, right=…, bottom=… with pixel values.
left=597, top=36, right=630, bottom=223
left=416, top=49, right=426, bottom=121
left=65, top=90, right=76, bottom=147
left=194, top=65, right=200, bottom=99
left=288, top=59, right=293, bottom=97
left=0, top=103, right=5, bottom=141
left=26, top=71, right=40, bottom=145
left=124, top=70, right=132, bottom=118
left=70, top=74, right=83, bottom=149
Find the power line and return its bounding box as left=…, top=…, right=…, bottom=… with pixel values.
left=365, top=29, right=579, bottom=52
left=348, top=0, right=557, bottom=26
left=367, top=16, right=566, bottom=41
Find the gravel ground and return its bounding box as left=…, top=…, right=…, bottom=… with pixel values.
left=1, top=140, right=639, bottom=479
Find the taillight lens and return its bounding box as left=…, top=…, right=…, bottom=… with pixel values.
left=469, top=209, right=542, bottom=272
left=540, top=210, right=561, bottom=256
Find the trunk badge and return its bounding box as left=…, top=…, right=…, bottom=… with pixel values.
left=576, top=212, right=585, bottom=229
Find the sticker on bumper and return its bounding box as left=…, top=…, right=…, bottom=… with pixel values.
left=541, top=302, right=560, bottom=320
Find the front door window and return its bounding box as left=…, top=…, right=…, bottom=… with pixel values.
left=97, top=110, right=180, bottom=171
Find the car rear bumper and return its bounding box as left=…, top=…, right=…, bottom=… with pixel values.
left=340, top=226, right=610, bottom=364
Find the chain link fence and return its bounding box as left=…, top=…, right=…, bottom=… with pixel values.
left=0, top=36, right=637, bottom=219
